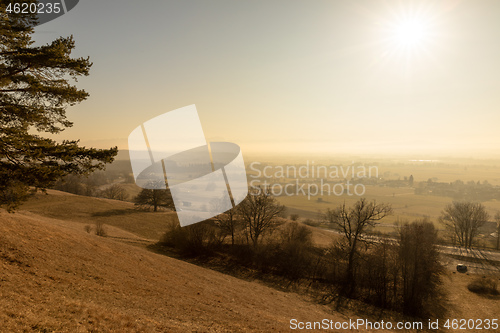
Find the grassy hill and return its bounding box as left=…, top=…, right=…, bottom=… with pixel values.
left=1, top=191, right=379, bottom=333
left=1, top=190, right=498, bottom=332
left=19, top=190, right=176, bottom=241
left=1, top=208, right=349, bottom=332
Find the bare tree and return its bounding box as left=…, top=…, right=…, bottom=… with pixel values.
left=211, top=196, right=240, bottom=246
left=439, top=201, right=489, bottom=249
left=276, top=222, right=314, bottom=282
left=495, top=212, right=500, bottom=250
left=100, top=184, right=129, bottom=201
left=238, top=188, right=285, bottom=247
left=324, top=198, right=392, bottom=296
left=398, top=219, right=443, bottom=316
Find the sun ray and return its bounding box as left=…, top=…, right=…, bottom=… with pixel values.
left=368, top=2, right=447, bottom=78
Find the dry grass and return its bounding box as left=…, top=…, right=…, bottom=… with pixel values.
left=467, top=277, right=499, bottom=296
left=441, top=272, right=500, bottom=332
left=20, top=189, right=177, bottom=240
left=277, top=184, right=500, bottom=232
left=307, top=225, right=340, bottom=248
left=1, top=190, right=498, bottom=332
left=0, top=205, right=391, bottom=332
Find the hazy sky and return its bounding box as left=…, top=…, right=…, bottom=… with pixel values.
left=34, top=0, right=500, bottom=157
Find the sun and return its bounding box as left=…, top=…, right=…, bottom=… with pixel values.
left=373, top=4, right=445, bottom=75
left=376, top=9, right=438, bottom=62
left=392, top=18, right=429, bottom=48
left=377, top=3, right=439, bottom=52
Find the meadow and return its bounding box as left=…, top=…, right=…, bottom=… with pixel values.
left=246, top=157, right=500, bottom=246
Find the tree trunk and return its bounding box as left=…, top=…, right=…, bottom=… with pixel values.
left=497, top=223, right=500, bottom=250
left=345, top=240, right=357, bottom=297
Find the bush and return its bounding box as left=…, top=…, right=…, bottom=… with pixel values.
left=468, top=277, right=499, bottom=295
left=273, top=223, right=315, bottom=282
left=160, top=220, right=224, bottom=256
left=279, top=222, right=312, bottom=246
left=98, top=184, right=129, bottom=201
left=95, top=221, right=107, bottom=237
left=303, top=218, right=320, bottom=227
left=84, top=225, right=92, bottom=233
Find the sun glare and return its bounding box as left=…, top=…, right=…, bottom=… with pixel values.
left=376, top=6, right=440, bottom=68
left=393, top=18, right=428, bottom=48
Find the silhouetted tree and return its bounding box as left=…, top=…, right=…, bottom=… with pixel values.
left=361, top=238, right=398, bottom=309
left=275, top=222, right=314, bottom=282
left=210, top=197, right=240, bottom=246
left=160, top=220, right=224, bottom=255
left=238, top=188, right=285, bottom=247
left=134, top=188, right=174, bottom=212
left=439, top=201, right=488, bottom=248
left=398, top=220, right=443, bottom=316
left=495, top=212, right=500, bottom=250
left=0, top=1, right=117, bottom=211
left=325, top=198, right=392, bottom=296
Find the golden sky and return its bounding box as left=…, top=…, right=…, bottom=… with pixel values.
left=35, top=0, right=500, bottom=157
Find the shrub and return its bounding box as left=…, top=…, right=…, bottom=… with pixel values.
left=273, top=223, right=315, bottom=282
left=99, top=184, right=129, bottom=201
left=303, top=218, right=320, bottom=227
left=279, top=222, right=312, bottom=246
left=468, top=277, right=499, bottom=295
left=160, top=220, right=224, bottom=256
left=95, top=221, right=107, bottom=237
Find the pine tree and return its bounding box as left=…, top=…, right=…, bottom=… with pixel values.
left=0, top=1, right=117, bottom=211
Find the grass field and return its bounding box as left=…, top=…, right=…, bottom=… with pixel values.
left=277, top=185, right=450, bottom=225
left=277, top=185, right=500, bottom=230
left=277, top=185, right=500, bottom=249
left=20, top=189, right=177, bottom=241
left=246, top=157, right=500, bottom=231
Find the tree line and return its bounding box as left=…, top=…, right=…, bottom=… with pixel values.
left=158, top=191, right=445, bottom=317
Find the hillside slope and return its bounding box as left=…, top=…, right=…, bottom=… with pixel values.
left=1, top=208, right=372, bottom=332
left=20, top=190, right=338, bottom=247
left=20, top=189, right=176, bottom=241
left=2, top=191, right=497, bottom=332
